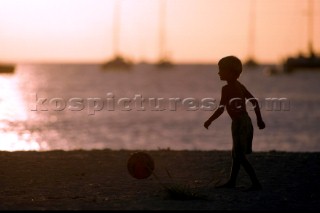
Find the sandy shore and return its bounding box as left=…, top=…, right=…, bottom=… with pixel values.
left=0, top=149, right=319, bottom=210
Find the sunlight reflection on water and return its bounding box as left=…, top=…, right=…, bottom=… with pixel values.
left=0, top=70, right=44, bottom=151
left=0, top=75, right=27, bottom=121
left=0, top=132, right=41, bottom=151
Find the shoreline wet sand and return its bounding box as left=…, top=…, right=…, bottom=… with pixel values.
left=0, top=149, right=319, bottom=210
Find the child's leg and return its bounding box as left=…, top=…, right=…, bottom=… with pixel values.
left=240, top=155, right=262, bottom=189
left=216, top=156, right=240, bottom=188
left=228, top=156, right=241, bottom=186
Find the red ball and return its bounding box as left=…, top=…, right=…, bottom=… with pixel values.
left=127, top=152, right=155, bottom=179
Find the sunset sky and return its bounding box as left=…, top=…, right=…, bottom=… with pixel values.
left=0, top=0, right=319, bottom=64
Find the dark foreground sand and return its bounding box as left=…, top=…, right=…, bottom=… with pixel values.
left=0, top=149, right=319, bottom=210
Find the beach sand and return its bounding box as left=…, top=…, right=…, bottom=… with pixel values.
left=0, top=149, right=319, bottom=210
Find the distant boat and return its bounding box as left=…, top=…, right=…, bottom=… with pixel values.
left=102, top=0, right=132, bottom=71
left=283, top=0, right=320, bottom=73
left=102, top=55, right=133, bottom=70
left=244, top=58, right=259, bottom=67
left=283, top=52, right=320, bottom=73
left=0, top=64, right=15, bottom=74
left=156, top=57, right=173, bottom=68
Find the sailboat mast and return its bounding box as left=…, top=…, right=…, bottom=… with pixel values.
left=113, top=0, right=121, bottom=57
left=248, top=0, right=256, bottom=60
left=308, top=0, right=314, bottom=55
left=159, top=0, right=167, bottom=60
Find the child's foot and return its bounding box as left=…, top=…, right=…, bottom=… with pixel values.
left=242, top=183, right=262, bottom=192
left=215, top=181, right=236, bottom=189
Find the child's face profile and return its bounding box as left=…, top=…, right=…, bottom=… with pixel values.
left=218, top=67, right=234, bottom=81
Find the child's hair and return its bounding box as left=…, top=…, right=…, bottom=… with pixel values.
left=218, top=56, right=242, bottom=79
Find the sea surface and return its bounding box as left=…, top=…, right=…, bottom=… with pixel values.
left=0, top=64, right=319, bottom=152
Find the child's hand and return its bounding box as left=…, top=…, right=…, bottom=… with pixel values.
left=257, top=119, right=265, bottom=129
left=204, top=120, right=211, bottom=129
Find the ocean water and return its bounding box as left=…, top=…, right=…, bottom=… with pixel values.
left=0, top=64, right=319, bottom=152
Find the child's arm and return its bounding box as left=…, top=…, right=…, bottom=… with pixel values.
left=242, top=86, right=265, bottom=129
left=204, top=106, right=224, bottom=129
left=204, top=87, right=227, bottom=129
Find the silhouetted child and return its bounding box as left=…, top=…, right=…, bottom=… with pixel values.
left=204, top=55, right=265, bottom=191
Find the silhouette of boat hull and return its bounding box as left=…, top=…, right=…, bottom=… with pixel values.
left=244, top=58, right=259, bottom=67
left=102, top=56, right=133, bottom=71
left=156, top=58, right=173, bottom=69
left=283, top=53, right=320, bottom=73
left=0, top=64, right=15, bottom=73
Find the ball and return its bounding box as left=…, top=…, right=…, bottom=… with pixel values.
left=127, top=152, right=155, bottom=179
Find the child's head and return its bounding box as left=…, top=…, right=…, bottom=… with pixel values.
left=218, top=56, right=242, bottom=80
